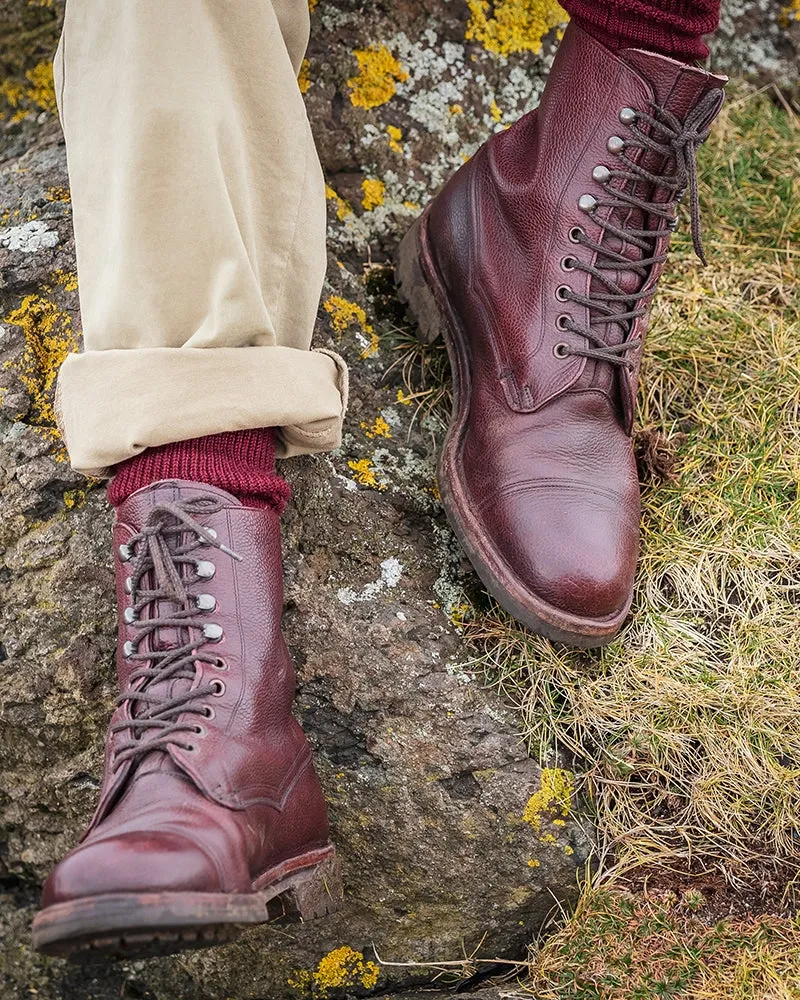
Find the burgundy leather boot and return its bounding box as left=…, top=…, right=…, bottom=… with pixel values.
left=32, top=481, right=340, bottom=961
left=396, top=23, right=725, bottom=646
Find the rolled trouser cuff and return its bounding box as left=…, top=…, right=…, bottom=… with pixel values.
left=56, top=345, right=349, bottom=476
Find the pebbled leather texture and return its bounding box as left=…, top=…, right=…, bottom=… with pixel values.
left=40, top=480, right=331, bottom=905
left=422, top=23, right=726, bottom=632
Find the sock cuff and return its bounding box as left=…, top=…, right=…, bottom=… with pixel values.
left=107, top=429, right=291, bottom=513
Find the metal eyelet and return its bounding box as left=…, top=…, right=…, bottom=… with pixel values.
left=619, top=107, right=637, bottom=125
left=211, top=657, right=229, bottom=671
left=118, top=544, right=133, bottom=563
left=203, top=623, right=224, bottom=642
left=123, top=640, right=137, bottom=657
left=553, top=342, right=571, bottom=358
left=192, top=725, right=207, bottom=738
left=568, top=226, right=585, bottom=244
left=196, top=560, right=216, bottom=579
left=124, top=577, right=133, bottom=594
left=607, top=135, right=625, bottom=154
left=196, top=593, right=216, bottom=612
left=555, top=285, right=571, bottom=302
left=210, top=679, right=226, bottom=697
left=592, top=165, right=611, bottom=183
left=578, top=194, right=597, bottom=213
left=185, top=744, right=197, bottom=753
left=205, top=528, right=218, bottom=540
left=556, top=314, right=572, bottom=331
left=124, top=607, right=138, bottom=624
left=201, top=705, right=216, bottom=720
left=561, top=256, right=577, bottom=272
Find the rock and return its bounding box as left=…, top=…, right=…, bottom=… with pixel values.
left=1, top=2, right=797, bottom=999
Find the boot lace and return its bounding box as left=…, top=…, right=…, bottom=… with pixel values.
left=111, top=498, right=241, bottom=766
left=557, top=88, right=723, bottom=372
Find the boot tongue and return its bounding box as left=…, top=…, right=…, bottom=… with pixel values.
left=621, top=48, right=727, bottom=118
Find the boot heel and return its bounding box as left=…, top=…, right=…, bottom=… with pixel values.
left=269, top=851, right=343, bottom=922
left=395, top=215, right=446, bottom=345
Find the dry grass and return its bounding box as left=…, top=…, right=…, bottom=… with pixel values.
left=400, top=86, right=800, bottom=881
left=522, top=887, right=800, bottom=1000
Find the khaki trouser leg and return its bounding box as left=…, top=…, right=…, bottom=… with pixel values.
left=53, top=0, right=347, bottom=476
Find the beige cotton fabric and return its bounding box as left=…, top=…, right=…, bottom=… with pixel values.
left=53, top=0, right=346, bottom=476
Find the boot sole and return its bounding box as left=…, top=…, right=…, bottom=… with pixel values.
left=31, top=845, right=342, bottom=963
left=395, top=213, right=629, bottom=648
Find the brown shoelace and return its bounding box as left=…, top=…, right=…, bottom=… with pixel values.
left=112, top=498, right=241, bottom=766
left=559, top=88, right=724, bottom=371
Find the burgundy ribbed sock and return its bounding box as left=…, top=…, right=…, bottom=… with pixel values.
left=107, top=429, right=291, bottom=513
left=561, top=0, right=721, bottom=62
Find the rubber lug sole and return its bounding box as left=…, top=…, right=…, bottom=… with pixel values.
left=32, top=846, right=342, bottom=963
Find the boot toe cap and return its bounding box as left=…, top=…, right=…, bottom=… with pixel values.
left=481, top=482, right=639, bottom=622
left=41, top=831, right=224, bottom=907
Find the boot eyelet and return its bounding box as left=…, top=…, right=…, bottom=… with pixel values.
left=124, top=607, right=138, bottom=624
left=592, top=164, right=611, bottom=184
left=210, top=679, right=226, bottom=697
left=212, top=657, right=229, bottom=671
left=578, top=194, right=597, bottom=213
left=192, top=725, right=207, bottom=738
left=553, top=342, right=571, bottom=359
left=123, top=640, right=137, bottom=657
left=205, top=528, right=218, bottom=541
left=118, top=544, right=133, bottom=563
left=201, top=705, right=215, bottom=720
left=555, top=285, right=571, bottom=302
left=196, top=593, right=216, bottom=612
left=556, top=314, right=572, bottom=331
left=196, top=560, right=216, bottom=579
left=561, top=256, right=577, bottom=272
left=203, top=623, right=224, bottom=642
left=619, top=107, right=637, bottom=125
left=124, top=577, right=133, bottom=594
left=607, top=135, right=625, bottom=155
left=568, top=226, right=585, bottom=244
left=185, top=744, right=197, bottom=753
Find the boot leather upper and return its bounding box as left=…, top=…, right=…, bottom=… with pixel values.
left=424, top=23, right=726, bottom=623
left=41, top=481, right=330, bottom=906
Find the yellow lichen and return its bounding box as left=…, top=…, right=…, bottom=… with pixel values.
left=780, top=0, right=800, bottom=24
left=522, top=768, right=574, bottom=834
left=290, top=946, right=380, bottom=995
left=466, top=0, right=568, bottom=56
left=1, top=59, right=58, bottom=121
left=63, top=488, right=88, bottom=510
left=24, top=60, right=57, bottom=113
left=53, top=270, right=79, bottom=292
left=347, top=46, right=408, bottom=109
left=402, top=200, right=420, bottom=212
left=298, top=58, right=312, bottom=94
left=325, top=184, right=353, bottom=221
left=308, top=0, right=318, bottom=10
left=4, top=293, right=78, bottom=426
left=324, top=295, right=369, bottom=333
left=527, top=858, right=541, bottom=868
left=323, top=296, right=379, bottom=358
left=490, top=98, right=503, bottom=123
left=386, top=124, right=403, bottom=153
left=450, top=103, right=464, bottom=115
left=396, top=388, right=414, bottom=405
left=45, top=186, right=70, bottom=203
left=361, top=177, right=385, bottom=210
left=348, top=458, right=385, bottom=490
left=361, top=414, right=392, bottom=439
